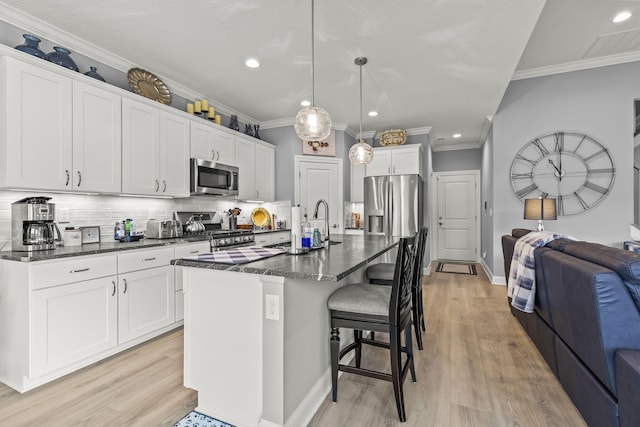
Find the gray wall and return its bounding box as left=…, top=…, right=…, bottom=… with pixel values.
left=432, top=148, right=482, bottom=172
left=492, top=61, right=639, bottom=276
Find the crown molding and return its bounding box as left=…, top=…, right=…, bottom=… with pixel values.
left=0, top=3, right=259, bottom=125
left=477, top=116, right=493, bottom=148
left=512, top=50, right=640, bottom=81
left=432, top=141, right=482, bottom=152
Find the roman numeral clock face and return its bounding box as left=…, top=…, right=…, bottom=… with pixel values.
left=510, top=131, right=615, bottom=215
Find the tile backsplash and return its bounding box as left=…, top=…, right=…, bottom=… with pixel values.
left=0, top=190, right=292, bottom=251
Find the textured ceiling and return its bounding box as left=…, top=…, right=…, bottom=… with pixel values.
left=4, top=1, right=638, bottom=150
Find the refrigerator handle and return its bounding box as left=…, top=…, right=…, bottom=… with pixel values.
left=387, top=179, right=393, bottom=236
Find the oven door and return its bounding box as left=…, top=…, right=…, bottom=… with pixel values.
left=190, top=158, right=239, bottom=196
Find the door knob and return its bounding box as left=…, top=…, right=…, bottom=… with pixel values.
left=439, top=222, right=443, bottom=226
left=332, top=224, right=338, bottom=228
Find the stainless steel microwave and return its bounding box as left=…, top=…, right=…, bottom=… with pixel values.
left=190, top=159, right=239, bottom=196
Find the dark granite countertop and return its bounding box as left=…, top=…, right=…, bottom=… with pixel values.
left=173, top=234, right=399, bottom=282
left=0, top=235, right=211, bottom=262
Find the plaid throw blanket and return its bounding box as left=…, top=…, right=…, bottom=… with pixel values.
left=183, top=246, right=286, bottom=265
left=507, top=231, right=576, bottom=313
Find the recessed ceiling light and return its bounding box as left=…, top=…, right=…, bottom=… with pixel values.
left=613, top=11, right=632, bottom=23
left=245, top=58, right=260, bottom=68
left=300, top=100, right=311, bottom=107
left=368, top=111, right=378, bottom=117
left=453, top=133, right=462, bottom=138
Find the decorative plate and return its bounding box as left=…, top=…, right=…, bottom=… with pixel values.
left=251, top=207, right=271, bottom=227
left=380, top=129, right=407, bottom=146
left=127, top=68, right=171, bottom=105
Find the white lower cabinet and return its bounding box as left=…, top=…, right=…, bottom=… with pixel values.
left=118, top=265, right=174, bottom=344
left=31, top=275, right=118, bottom=377
left=0, top=242, right=202, bottom=392
left=174, top=241, right=210, bottom=321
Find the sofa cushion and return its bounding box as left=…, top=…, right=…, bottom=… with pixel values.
left=546, top=240, right=640, bottom=312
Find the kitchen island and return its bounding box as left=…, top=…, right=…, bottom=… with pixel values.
left=173, top=234, right=399, bottom=427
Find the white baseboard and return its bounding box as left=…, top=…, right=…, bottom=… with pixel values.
left=479, top=257, right=506, bottom=285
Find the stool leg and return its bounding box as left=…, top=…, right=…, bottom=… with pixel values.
left=405, top=322, right=416, bottom=382
left=389, top=326, right=406, bottom=422
left=330, top=328, right=340, bottom=402
left=354, top=330, right=362, bottom=368
left=411, top=287, right=424, bottom=351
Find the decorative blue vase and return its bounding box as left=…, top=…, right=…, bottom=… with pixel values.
left=47, top=47, right=79, bottom=72
left=229, top=115, right=240, bottom=132
left=14, top=34, right=47, bottom=60
left=84, top=66, right=105, bottom=82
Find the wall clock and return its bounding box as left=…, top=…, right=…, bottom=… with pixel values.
left=509, top=131, right=615, bottom=215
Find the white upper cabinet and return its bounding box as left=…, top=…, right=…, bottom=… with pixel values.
left=3, top=57, right=73, bottom=190
left=121, top=98, right=190, bottom=196
left=365, top=145, right=423, bottom=177
left=122, top=97, right=160, bottom=195
left=72, top=80, right=122, bottom=193
left=235, top=135, right=275, bottom=201
left=235, top=135, right=256, bottom=200
left=190, top=120, right=235, bottom=166
left=1, top=57, right=121, bottom=193
left=255, top=141, right=275, bottom=202
left=159, top=111, right=190, bottom=197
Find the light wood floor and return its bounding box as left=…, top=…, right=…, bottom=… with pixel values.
left=0, top=263, right=587, bottom=427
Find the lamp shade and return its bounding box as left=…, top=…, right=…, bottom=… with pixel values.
left=349, top=140, right=374, bottom=164
left=295, top=106, right=332, bottom=141
left=524, top=198, right=557, bottom=220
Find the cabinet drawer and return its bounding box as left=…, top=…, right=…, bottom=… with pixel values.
left=272, top=232, right=289, bottom=243
left=31, top=255, right=117, bottom=290
left=174, top=241, right=210, bottom=258
left=118, top=247, right=174, bottom=273
left=254, top=234, right=271, bottom=246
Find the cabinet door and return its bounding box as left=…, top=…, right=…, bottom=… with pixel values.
left=211, top=127, right=235, bottom=166
left=255, top=142, right=275, bottom=201
left=190, top=120, right=215, bottom=161
left=393, top=146, right=421, bottom=176
left=122, top=97, right=160, bottom=195
left=160, top=111, right=190, bottom=197
left=5, top=57, right=73, bottom=190
left=350, top=164, right=366, bottom=202
left=72, top=80, right=122, bottom=193
left=31, top=276, right=118, bottom=377
left=235, top=136, right=256, bottom=199
left=118, top=265, right=175, bottom=344
left=365, top=150, right=392, bottom=177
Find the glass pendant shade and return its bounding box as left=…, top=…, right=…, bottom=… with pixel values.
left=349, top=139, right=374, bottom=165
left=295, top=105, right=332, bottom=141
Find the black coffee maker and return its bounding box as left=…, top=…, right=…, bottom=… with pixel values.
left=11, top=196, right=62, bottom=251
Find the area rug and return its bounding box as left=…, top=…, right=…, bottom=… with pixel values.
left=436, top=261, right=477, bottom=275
left=173, top=411, right=233, bottom=427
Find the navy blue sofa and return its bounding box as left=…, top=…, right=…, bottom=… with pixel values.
left=502, top=229, right=640, bottom=427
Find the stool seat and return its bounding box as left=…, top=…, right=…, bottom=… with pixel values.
left=366, top=262, right=394, bottom=284
left=328, top=284, right=391, bottom=316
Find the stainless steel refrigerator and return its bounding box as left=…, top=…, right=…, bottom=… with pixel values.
left=364, top=174, right=423, bottom=237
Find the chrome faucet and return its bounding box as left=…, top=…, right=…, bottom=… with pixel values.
left=313, top=199, right=330, bottom=247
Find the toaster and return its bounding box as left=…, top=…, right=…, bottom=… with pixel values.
left=146, top=220, right=183, bottom=239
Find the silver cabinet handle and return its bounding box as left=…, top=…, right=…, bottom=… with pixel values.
left=256, top=190, right=260, bottom=198
left=69, top=268, right=90, bottom=273
left=77, top=171, right=82, bottom=187
left=143, top=257, right=156, bottom=261
left=211, top=149, right=215, bottom=160
left=155, top=179, right=159, bottom=192
left=65, top=170, right=70, bottom=186
left=217, top=151, right=220, bottom=161
left=123, top=278, right=128, bottom=294
left=388, top=166, right=391, bottom=174
left=190, top=250, right=200, bottom=254
left=162, top=180, right=167, bottom=192
left=112, top=281, right=116, bottom=297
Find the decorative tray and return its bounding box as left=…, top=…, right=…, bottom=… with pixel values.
left=380, top=129, right=407, bottom=146
left=251, top=207, right=271, bottom=227
left=127, top=67, right=171, bottom=105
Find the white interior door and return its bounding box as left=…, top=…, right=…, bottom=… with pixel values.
left=295, top=156, right=344, bottom=235
left=435, top=171, right=479, bottom=261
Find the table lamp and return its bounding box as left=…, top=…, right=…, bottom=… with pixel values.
left=524, top=197, right=557, bottom=231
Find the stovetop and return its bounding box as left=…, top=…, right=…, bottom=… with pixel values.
left=185, top=229, right=253, bottom=237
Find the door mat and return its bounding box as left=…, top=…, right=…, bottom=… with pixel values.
left=436, top=262, right=477, bottom=275
left=174, top=411, right=233, bottom=427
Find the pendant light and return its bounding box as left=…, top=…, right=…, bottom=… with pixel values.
left=349, top=57, right=374, bottom=165
left=294, top=0, right=332, bottom=141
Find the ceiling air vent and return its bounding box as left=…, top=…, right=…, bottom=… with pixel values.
left=584, top=28, right=640, bottom=57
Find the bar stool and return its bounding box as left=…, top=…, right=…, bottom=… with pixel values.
left=327, top=235, right=416, bottom=422
left=365, top=227, right=428, bottom=350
